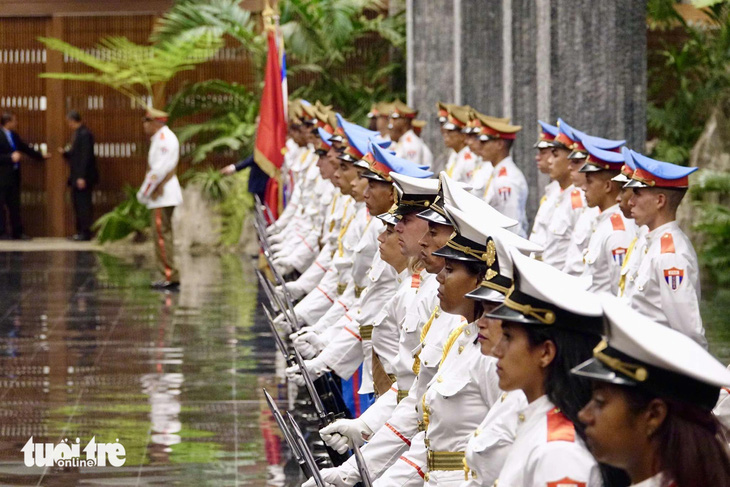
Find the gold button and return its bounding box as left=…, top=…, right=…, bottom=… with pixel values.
left=473, top=472, right=477, bottom=479
left=473, top=428, right=481, bottom=437
left=501, top=393, right=507, bottom=402
left=437, top=376, right=443, bottom=383
left=458, top=346, right=464, bottom=354
left=425, top=473, right=430, bottom=482
left=465, top=329, right=471, bottom=336
left=518, top=413, right=525, bottom=422
left=424, top=361, right=429, bottom=365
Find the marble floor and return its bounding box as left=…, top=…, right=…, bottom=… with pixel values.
left=0, top=250, right=298, bottom=486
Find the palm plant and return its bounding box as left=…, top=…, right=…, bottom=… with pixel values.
left=39, top=33, right=223, bottom=108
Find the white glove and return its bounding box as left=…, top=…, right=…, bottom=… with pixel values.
left=266, top=223, right=280, bottom=236
left=285, top=357, right=328, bottom=387
left=277, top=283, right=305, bottom=302
left=319, top=418, right=373, bottom=455
left=292, top=330, right=325, bottom=359
left=274, top=259, right=295, bottom=277
left=271, top=242, right=286, bottom=254
left=274, top=313, right=293, bottom=335
left=301, top=467, right=353, bottom=487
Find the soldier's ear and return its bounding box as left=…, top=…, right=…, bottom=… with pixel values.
left=655, top=191, right=668, bottom=211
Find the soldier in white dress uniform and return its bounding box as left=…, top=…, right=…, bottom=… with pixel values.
left=529, top=121, right=560, bottom=249
left=577, top=141, right=637, bottom=294
left=388, top=100, right=434, bottom=169
left=137, top=107, right=183, bottom=289
left=438, top=104, right=476, bottom=184
left=486, top=251, right=614, bottom=487
left=463, top=110, right=529, bottom=236
left=573, top=296, right=730, bottom=487
left=620, top=150, right=706, bottom=348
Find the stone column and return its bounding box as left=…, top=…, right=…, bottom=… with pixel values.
left=408, top=0, right=647, bottom=223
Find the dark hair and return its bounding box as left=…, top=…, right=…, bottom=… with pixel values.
left=525, top=325, right=631, bottom=487
left=66, top=110, right=82, bottom=122
left=624, top=389, right=730, bottom=487
left=502, top=138, right=514, bottom=152
left=448, top=258, right=486, bottom=322
left=657, top=187, right=688, bottom=212
left=1, top=111, right=15, bottom=126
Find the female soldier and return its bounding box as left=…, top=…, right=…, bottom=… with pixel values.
left=487, top=250, right=628, bottom=487
left=460, top=224, right=546, bottom=486
left=573, top=296, right=730, bottom=487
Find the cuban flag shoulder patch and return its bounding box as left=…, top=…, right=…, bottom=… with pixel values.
left=664, top=267, right=684, bottom=290
left=611, top=247, right=627, bottom=266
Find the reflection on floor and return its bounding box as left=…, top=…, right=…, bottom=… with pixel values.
left=0, top=250, right=293, bottom=486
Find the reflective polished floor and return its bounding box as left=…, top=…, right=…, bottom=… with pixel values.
left=0, top=249, right=728, bottom=487
left=0, top=250, right=292, bottom=486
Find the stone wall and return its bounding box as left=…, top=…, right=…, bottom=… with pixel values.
left=407, top=0, right=647, bottom=223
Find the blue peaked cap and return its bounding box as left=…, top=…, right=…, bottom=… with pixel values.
left=576, top=132, right=625, bottom=151
left=583, top=140, right=625, bottom=164
left=317, top=127, right=332, bottom=145
left=538, top=120, right=558, bottom=137
left=371, top=141, right=433, bottom=179
left=621, top=147, right=636, bottom=170
left=624, top=149, right=698, bottom=189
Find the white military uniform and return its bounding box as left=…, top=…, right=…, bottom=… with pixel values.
left=562, top=204, right=600, bottom=276
left=622, top=221, right=706, bottom=348
left=395, top=129, right=434, bottom=169
left=582, top=205, right=636, bottom=294
left=481, top=156, right=529, bottom=237
left=540, top=185, right=585, bottom=270
left=462, top=391, right=527, bottom=487
left=445, top=146, right=476, bottom=184
left=495, top=395, right=602, bottom=487
left=529, top=180, right=560, bottom=249
left=137, top=125, right=182, bottom=209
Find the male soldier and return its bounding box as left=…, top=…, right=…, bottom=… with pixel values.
left=439, top=104, right=475, bottom=184
left=562, top=123, right=625, bottom=276
left=577, top=141, right=636, bottom=294
left=387, top=100, right=433, bottom=169
left=529, top=121, right=560, bottom=249
left=621, top=150, right=706, bottom=347
left=137, top=107, right=183, bottom=290
left=464, top=110, right=529, bottom=236
left=538, top=120, right=586, bottom=269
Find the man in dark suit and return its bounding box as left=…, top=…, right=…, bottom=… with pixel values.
left=0, top=111, right=49, bottom=240
left=60, top=110, right=98, bottom=241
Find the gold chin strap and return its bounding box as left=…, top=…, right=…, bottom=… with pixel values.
left=503, top=288, right=556, bottom=325
left=446, top=239, right=487, bottom=262
left=399, top=199, right=431, bottom=207
left=593, top=340, right=648, bottom=382
left=481, top=278, right=509, bottom=295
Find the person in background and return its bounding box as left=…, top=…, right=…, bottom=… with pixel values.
left=137, top=107, right=183, bottom=290
left=220, top=154, right=270, bottom=203
left=0, top=111, right=50, bottom=240
left=60, top=110, right=98, bottom=241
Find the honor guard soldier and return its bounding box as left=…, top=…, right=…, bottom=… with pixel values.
left=529, top=120, right=561, bottom=249
left=563, top=126, right=626, bottom=276
left=440, top=104, right=476, bottom=184
left=539, top=119, right=587, bottom=269
left=388, top=100, right=434, bottom=169
left=464, top=110, right=529, bottom=236
left=573, top=296, right=730, bottom=487
left=620, top=150, right=706, bottom=348
left=578, top=140, right=636, bottom=294
left=137, top=107, right=183, bottom=290
left=487, top=251, right=607, bottom=487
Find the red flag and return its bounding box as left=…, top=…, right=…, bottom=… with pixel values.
left=254, top=30, right=287, bottom=220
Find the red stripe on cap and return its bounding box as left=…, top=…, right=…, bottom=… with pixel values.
left=632, top=167, right=690, bottom=188
left=482, top=125, right=517, bottom=140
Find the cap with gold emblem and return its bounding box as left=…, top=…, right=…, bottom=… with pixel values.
left=534, top=120, right=558, bottom=149
left=388, top=172, right=439, bottom=217
left=611, top=147, right=637, bottom=184
left=623, top=150, right=698, bottom=189
left=389, top=99, right=418, bottom=119
left=145, top=107, right=169, bottom=122
left=487, top=249, right=603, bottom=335
left=467, top=110, right=521, bottom=140
left=571, top=295, right=730, bottom=410
left=578, top=139, right=626, bottom=173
